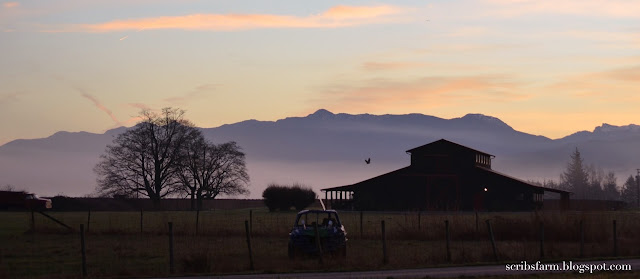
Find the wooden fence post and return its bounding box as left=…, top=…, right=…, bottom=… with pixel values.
left=381, top=220, right=388, bottom=264
left=360, top=211, right=364, bottom=238
left=168, top=222, right=174, bottom=274
left=445, top=220, right=451, bottom=262
left=195, top=209, right=200, bottom=236
left=245, top=220, right=255, bottom=270
left=86, top=209, right=91, bottom=232
left=249, top=209, right=253, bottom=236
left=486, top=220, right=498, bottom=262
left=140, top=210, right=144, bottom=234
left=580, top=220, right=584, bottom=258
left=31, top=210, right=35, bottom=233
left=539, top=222, right=544, bottom=259
left=80, top=224, right=87, bottom=278
left=613, top=220, right=618, bottom=257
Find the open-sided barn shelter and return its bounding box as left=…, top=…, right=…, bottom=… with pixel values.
left=322, top=139, right=569, bottom=211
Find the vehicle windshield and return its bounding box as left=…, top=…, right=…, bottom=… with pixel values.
left=295, top=211, right=340, bottom=228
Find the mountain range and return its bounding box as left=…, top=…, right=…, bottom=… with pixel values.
left=2, top=109, right=639, bottom=198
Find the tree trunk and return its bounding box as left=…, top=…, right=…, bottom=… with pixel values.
left=151, top=197, right=161, bottom=210
left=190, top=189, right=196, bottom=211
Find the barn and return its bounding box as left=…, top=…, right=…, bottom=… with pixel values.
left=321, top=139, right=569, bottom=211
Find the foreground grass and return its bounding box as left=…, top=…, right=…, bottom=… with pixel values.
left=1, top=209, right=639, bottom=278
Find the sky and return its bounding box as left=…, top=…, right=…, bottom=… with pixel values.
left=1, top=0, right=639, bottom=145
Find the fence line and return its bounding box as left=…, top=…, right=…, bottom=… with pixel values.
left=5, top=209, right=640, bottom=278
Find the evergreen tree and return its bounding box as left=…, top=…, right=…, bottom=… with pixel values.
left=621, top=175, right=639, bottom=207
left=560, top=148, right=589, bottom=198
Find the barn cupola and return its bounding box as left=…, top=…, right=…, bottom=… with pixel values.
left=406, top=139, right=493, bottom=170
left=474, top=152, right=492, bottom=169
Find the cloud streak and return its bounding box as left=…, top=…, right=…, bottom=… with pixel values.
left=164, top=84, right=217, bottom=105
left=361, top=62, right=427, bottom=71
left=0, top=92, right=22, bottom=105
left=47, top=5, right=406, bottom=32
left=544, top=65, right=640, bottom=102
left=79, top=90, right=121, bottom=125
left=313, top=75, right=527, bottom=113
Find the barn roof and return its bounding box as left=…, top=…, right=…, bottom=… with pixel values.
left=322, top=139, right=569, bottom=195
left=321, top=166, right=412, bottom=192
left=322, top=166, right=569, bottom=195
left=475, top=166, right=569, bottom=194
left=406, top=138, right=493, bottom=156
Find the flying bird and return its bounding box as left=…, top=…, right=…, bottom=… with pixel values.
left=365, top=158, right=371, bottom=164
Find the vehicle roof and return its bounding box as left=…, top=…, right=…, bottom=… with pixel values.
left=296, top=209, right=339, bottom=215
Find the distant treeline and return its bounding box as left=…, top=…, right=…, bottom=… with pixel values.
left=47, top=197, right=269, bottom=211
left=43, top=196, right=627, bottom=212
left=532, top=148, right=639, bottom=206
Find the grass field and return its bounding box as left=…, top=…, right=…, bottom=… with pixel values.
left=1, top=208, right=639, bottom=278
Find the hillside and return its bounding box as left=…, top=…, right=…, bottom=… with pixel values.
left=1, top=110, right=639, bottom=198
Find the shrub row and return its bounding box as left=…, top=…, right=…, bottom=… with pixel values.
left=262, top=184, right=316, bottom=212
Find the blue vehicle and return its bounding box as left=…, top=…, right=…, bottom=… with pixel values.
left=288, top=209, right=347, bottom=258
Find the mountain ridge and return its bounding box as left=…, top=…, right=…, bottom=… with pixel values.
left=1, top=109, right=639, bottom=198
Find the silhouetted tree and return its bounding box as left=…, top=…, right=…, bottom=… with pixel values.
left=291, top=185, right=317, bottom=211
left=560, top=148, right=589, bottom=198
left=262, top=184, right=288, bottom=212
left=1, top=184, right=16, bottom=191
left=602, top=171, right=620, bottom=201
left=585, top=165, right=604, bottom=199
left=94, top=108, right=200, bottom=208
left=177, top=139, right=249, bottom=210
left=262, top=184, right=316, bottom=212
left=621, top=175, right=639, bottom=208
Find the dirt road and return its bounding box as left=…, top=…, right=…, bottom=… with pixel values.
left=157, top=258, right=639, bottom=279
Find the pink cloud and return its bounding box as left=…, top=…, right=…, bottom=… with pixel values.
left=544, top=65, right=640, bottom=102
left=323, top=5, right=402, bottom=19
left=47, top=5, right=406, bottom=32
left=3, top=2, right=19, bottom=8
left=605, top=66, right=640, bottom=81
left=313, top=76, right=527, bottom=112
left=485, top=0, right=640, bottom=18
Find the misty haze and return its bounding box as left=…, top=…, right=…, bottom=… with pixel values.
left=2, top=109, right=639, bottom=199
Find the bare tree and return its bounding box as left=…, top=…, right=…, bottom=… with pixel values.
left=94, top=108, right=201, bottom=208
left=1, top=184, right=16, bottom=191
left=177, top=140, right=249, bottom=210
left=602, top=171, right=620, bottom=201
